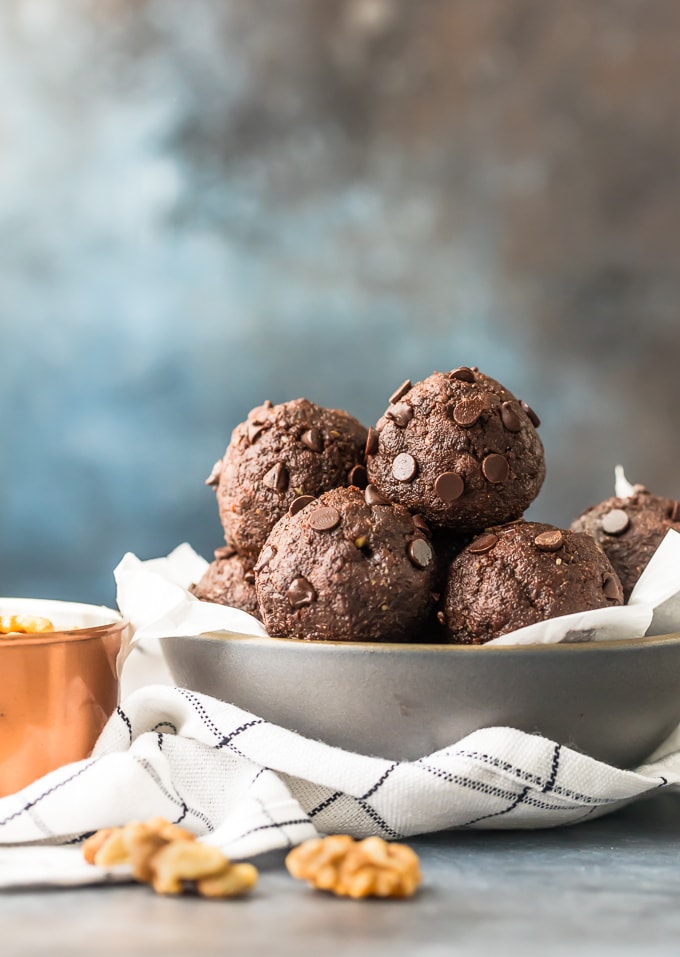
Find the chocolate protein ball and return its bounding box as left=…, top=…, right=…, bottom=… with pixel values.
left=189, top=546, right=260, bottom=618
left=571, top=485, right=680, bottom=600
left=442, top=521, right=624, bottom=645
left=254, top=485, right=438, bottom=642
left=365, top=368, right=545, bottom=533
left=209, top=398, right=368, bottom=562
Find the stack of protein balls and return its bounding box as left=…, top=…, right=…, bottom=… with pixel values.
left=191, top=366, right=677, bottom=644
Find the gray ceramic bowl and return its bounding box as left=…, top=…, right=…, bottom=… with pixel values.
left=161, top=632, right=680, bottom=769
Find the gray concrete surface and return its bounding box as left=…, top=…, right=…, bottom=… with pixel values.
left=3, top=794, right=680, bottom=956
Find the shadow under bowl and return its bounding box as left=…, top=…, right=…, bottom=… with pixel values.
left=161, top=631, right=680, bottom=769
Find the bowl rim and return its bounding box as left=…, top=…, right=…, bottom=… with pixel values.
left=172, top=629, right=680, bottom=654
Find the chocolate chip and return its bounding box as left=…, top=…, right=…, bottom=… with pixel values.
left=287, top=577, right=316, bottom=608
left=289, top=495, right=315, bottom=516
left=408, top=538, right=434, bottom=569
left=601, top=509, right=630, bottom=536
left=534, top=529, right=564, bottom=552
left=385, top=402, right=413, bottom=427
left=668, top=501, right=680, bottom=522
left=254, top=544, right=276, bottom=571
left=468, top=532, right=498, bottom=554
left=365, top=484, right=391, bottom=506
left=453, top=395, right=487, bottom=428
left=389, top=379, right=412, bottom=404
left=603, top=574, right=621, bottom=600
left=392, top=452, right=418, bottom=482
left=308, top=506, right=341, bottom=532
left=520, top=400, right=541, bottom=428
left=449, top=366, right=475, bottom=383
left=248, top=422, right=267, bottom=445
left=262, top=462, right=289, bottom=492
left=434, top=471, right=464, bottom=502
left=243, top=570, right=256, bottom=585
left=365, top=427, right=380, bottom=457
left=482, top=454, right=510, bottom=483
left=300, top=428, right=324, bottom=453
left=348, top=464, right=368, bottom=488
left=205, top=460, right=222, bottom=487
left=214, top=544, right=237, bottom=560
left=500, top=401, right=522, bottom=433
left=412, top=514, right=431, bottom=536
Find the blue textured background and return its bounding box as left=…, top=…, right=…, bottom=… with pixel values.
left=2, top=0, right=679, bottom=604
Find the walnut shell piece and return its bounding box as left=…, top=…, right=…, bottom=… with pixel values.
left=150, top=841, right=231, bottom=895
left=82, top=817, right=258, bottom=899
left=285, top=834, right=422, bottom=899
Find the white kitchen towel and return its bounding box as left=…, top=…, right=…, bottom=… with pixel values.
left=1, top=683, right=680, bottom=887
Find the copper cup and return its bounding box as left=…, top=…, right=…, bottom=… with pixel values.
left=0, top=598, right=127, bottom=797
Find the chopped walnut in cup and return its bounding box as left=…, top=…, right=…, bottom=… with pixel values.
left=0, top=614, right=54, bottom=636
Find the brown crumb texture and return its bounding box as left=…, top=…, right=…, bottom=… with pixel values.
left=189, top=546, right=260, bottom=617
left=254, top=485, right=437, bottom=642
left=571, top=485, right=680, bottom=600
left=442, top=520, right=624, bottom=644
left=366, top=369, right=545, bottom=533
left=213, top=398, right=368, bottom=562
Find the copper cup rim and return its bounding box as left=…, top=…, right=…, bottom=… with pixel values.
left=0, top=617, right=129, bottom=647
left=0, top=597, right=128, bottom=647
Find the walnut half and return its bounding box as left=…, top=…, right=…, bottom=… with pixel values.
left=82, top=818, right=257, bottom=899
left=285, top=834, right=421, bottom=899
